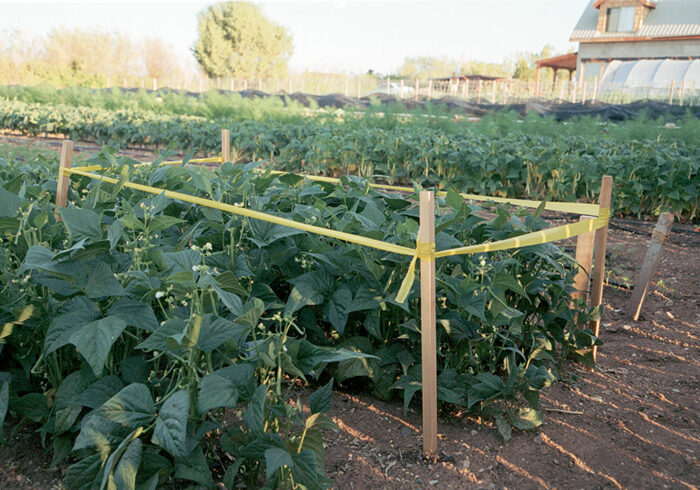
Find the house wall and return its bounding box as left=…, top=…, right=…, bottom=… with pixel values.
left=577, top=39, right=700, bottom=78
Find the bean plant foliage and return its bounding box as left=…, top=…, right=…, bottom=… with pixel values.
left=0, top=147, right=598, bottom=488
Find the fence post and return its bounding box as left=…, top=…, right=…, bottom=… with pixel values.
left=428, top=79, right=433, bottom=100
left=680, top=80, right=686, bottom=106
left=572, top=215, right=596, bottom=307
left=55, top=140, right=74, bottom=222
left=221, top=129, right=230, bottom=163
left=463, top=78, right=469, bottom=99
left=419, top=191, right=438, bottom=455
left=589, top=176, right=613, bottom=363
left=477, top=80, right=483, bottom=103
left=628, top=213, right=674, bottom=321
left=669, top=80, right=675, bottom=105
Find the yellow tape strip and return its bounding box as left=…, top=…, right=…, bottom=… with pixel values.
left=61, top=166, right=609, bottom=304
left=61, top=168, right=416, bottom=258
left=263, top=169, right=600, bottom=216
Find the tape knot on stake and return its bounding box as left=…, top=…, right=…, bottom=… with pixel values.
left=395, top=239, right=435, bottom=304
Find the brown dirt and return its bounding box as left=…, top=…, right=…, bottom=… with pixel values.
left=0, top=136, right=697, bottom=489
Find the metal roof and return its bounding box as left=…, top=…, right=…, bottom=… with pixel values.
left=571, top=0, right=700, bottom=41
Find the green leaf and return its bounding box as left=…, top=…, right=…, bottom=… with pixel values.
left=0, top=186, right=21, bottom=218
left=243, top=385, right=267, bottom=436
left=77, top=375, right=124, bottom=409
left=173, top=446, right=214, bottom=488
left=12, top=393, right=48, bottom=422
left=152, top=390, right=189, bottom=458
left=233, top=297, right=265, bottom=328
left=391, top=365, right=422, bottom=414
left=467, top=373, right=506, bottom=408
left=445, top=188, right=465, bottom=211
left=109, top=297, right=160, bottom=332
left=495, top=414, right=512, bottom=442
left=136, top=318, right=187, bottom=352
left=100, top=426, right=144, bottom=490
left=291, top=449, right=323, bottom=489
left=69, top=316, right=128, bottom=376
left=148, top=215, right=184, bottom=233
left=59, top=207, right=103, bottom=242
left=512, top=408, right=543, bottom=430
left=304, top=412, right=337, bottom=431
left=308, top=379, right=333, bottom=414
left=44, top=297, right=101, bottom=354
left=248, top=219, right=304, bottom=247
left=86, top=262, right=125, bottom=298
left=197, top=374, right=239, bottom=415
left=66, top=453, right=103, bottom=490
left=197, top=315, right=249, bottom=352
left=74, top=383, right=155, bottom=462
left=323, top=288, right=352, bottom=335
left=110, top=438, right=142, bottom=490
left=265, top=447, right=294, bottom=480
left=0, top=381, right=8, bottom=432
left=284, top=270, right=333, bottom=317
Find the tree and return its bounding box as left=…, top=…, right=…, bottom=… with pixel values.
left=193, top=1, right=292, bottom=79
left=143, top=38, right=183, bottom=81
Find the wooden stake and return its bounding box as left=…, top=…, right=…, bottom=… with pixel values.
left=55, top=140, right=74, bottom=222
left=628, top=213, right=674, bottom=321
left=428, top=80, right=432, bottom=100
left=572, top=215, right=596, bottom=306
left=680, top=80, right=686, bottom=106
left=415, top=79, right=419, bottom=101
left=463, top=78, right=469, bottom=99
left=221, top=129, right=230, bottom=163
left=589, top=176, right=613, bottom=363
left=581, top=82, right=587, bottom=105
left=345, top=77, right=349, bottom=97
left=419, top=191, right=437, bottom=455
left=357, top=78, right=361, bottom=98
left=477, top=80, right=483, bottom=103
left=669, top=80, right=675, bottom=105
left=491, top=81, right=497, bottom=104
left=152, top=78, right=157, bottom=91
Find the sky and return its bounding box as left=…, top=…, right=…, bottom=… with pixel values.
left=0, top=0, right=592, bottom=74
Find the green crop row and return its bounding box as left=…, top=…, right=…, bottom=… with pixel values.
left=0, top=98, right=697, bottom=221
left=0, top=145, right=597, bottom=487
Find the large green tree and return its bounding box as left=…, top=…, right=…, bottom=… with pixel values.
left=193, top=1, right=292, bottom=79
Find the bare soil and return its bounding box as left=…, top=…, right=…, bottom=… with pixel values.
left=0, top=135, right=697, bottom=489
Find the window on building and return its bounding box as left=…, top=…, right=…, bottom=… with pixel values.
left=606, top=7, right=636, bottom=32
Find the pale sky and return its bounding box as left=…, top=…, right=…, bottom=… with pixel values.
left=0, top=0, right=591, bottom=74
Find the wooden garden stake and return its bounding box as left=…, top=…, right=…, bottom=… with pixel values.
left=463, top=78, right=469, bottom=99
left=572, top=215, right=596, bottom=306
left=415, top=79, right=419, bottom=101
left=628, top=213, right=674, bottom=321
left=589, top=176, right=613, bottom=363
left=581, top=82, right=588, bottom=105
left=221, top=129, right=230, bottom=163
left=55, top=140, right=74, bottom=222
left=477, top=80, right=483, bottom=103
left=419, top=191, right=438, bottom=455
left=669, top=80, right=675, bottom=105
left=680, top=80, right=686, bottom=106
left=428, top=80, right=432, bottom=100
left=491, top=81, right=497, bottom=104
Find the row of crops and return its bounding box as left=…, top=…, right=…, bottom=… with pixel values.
left=0, top=145, right=597, bottom=488
left=0, top=98, right=698, bottom=221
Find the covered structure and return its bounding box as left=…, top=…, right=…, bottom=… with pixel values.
left=570, top=0, right=700, bottom=85
left=534, top=53, right=578, bottom=95
left=599, top=58, right=700, bottom=95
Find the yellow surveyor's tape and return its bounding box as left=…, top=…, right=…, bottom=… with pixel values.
left=85, top=155, right=600, bottom=215
left=61, top=167, right=609, bottom=304
left=61, top=167, right=416, bottom=258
